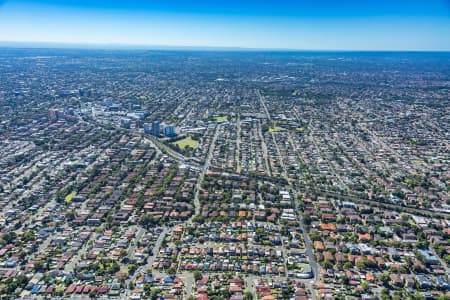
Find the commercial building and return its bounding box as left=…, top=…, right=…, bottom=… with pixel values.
left=164, top=125, right=176, bottom=137
left=143, top=123, right=151, bottom=134
left=152, top=120, right=160, bottom=136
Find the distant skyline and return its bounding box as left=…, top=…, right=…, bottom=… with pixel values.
left=0, top=0, right=450, bottom=50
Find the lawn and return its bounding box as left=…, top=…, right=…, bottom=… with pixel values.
left=65, top=191, right=77, bottom=204
left=172, top=136, right=199, bottom=149
left=269, top=126, right=285, bottom=132
left=213, top=116, right=228, bottom=122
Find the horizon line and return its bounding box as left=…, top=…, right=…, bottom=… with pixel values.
left=0, top=40, right=449, bottom=53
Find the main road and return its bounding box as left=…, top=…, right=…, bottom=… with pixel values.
left=190, top=123, right=221, bottom=221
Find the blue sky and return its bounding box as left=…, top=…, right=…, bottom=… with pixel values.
left=0, top=0, right=449, bottom=50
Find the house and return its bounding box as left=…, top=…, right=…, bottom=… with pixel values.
left=418, top=249, right=439, bottom=264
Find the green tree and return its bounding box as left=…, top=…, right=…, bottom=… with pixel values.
left=381, top=288, right=390, bottom=300
left=167, top=267, right=177, bottom=275
left=244, top=290, right=254, bottom=300
left=34, top=260, right=45, bottom=272
left=361, top=281, right=370, bottom=293
left=379, top=273, right=390, bottom=286
left=322, top=260, right=333, bottom=269
left=120, top=249, right=127, bottom=258
left=413, top=292, right=425, bottom=300
left=193, top=270, right=203, bottom=281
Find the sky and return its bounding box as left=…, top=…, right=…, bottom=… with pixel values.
left=0, top=0, right=449, bottom=50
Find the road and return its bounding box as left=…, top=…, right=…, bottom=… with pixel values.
left=429, top=245, right=450, bottom=275
left=127, top=226, right=145, bottom=260
left=258, top=91, right=287, bottom=178
left=65, top=229, right=97, bottom=274
left=294, top=185, right=450, bottom=219
left=309, top=132, right=349, bottom=192
left=190, top=123, right=221, bottom=221
left=179, top=272, right=195, bottom=298
left=145, top=134, right=202, bottom=167
left=294, top=193, right=319, bottom=300
left=257, top=95, right=319, bottom=298
left=245, top=276, right=257, bottom=298
left=257, top=89, right=271, bottom=121
left=124, top=226, right=168, bottom=298
left=236, top=113, right=242, bottom=173
left=258, top=119, right=272, bottom=177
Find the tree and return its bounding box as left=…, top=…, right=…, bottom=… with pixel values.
left=119, top=249, right=127, bottom=258
left=341, top=275, right=349, bottom=285
left=149, top=288, right=160, bottom=300
left=413, top=292, right=425, bottom=300
left=143, top=283, right=151, bottom=293
left=361, top=281, right=370, bottom=293
left=67, top=210, right=76, bottom=221
left=303, top=213, right=312, bottom=225
left=34, top=260, right=45, bottom=272
left=343, top=262, right=353, bottom=269
left=140, top=214, right=156, bottom=227
left=128, top=263, right=138, bottom=275
left=2, top=232, right=17, bottom=244
left=244, top=290, right=254, bottom=300
left=392, top=291, right=404, bottom=300
left=381, top=288, right=390, bottom=300
left=167, top=267, right=177, bottom=275
left=193, top=270, right=203, bottom=281
left=322, top=260, right=333, bottom=269
left=379, top=273, right=390, bottom=286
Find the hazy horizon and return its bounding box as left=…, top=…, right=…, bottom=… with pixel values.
left=2, top=41, right=450, bottom=52
left=1, top=0, right=450, bottom=51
